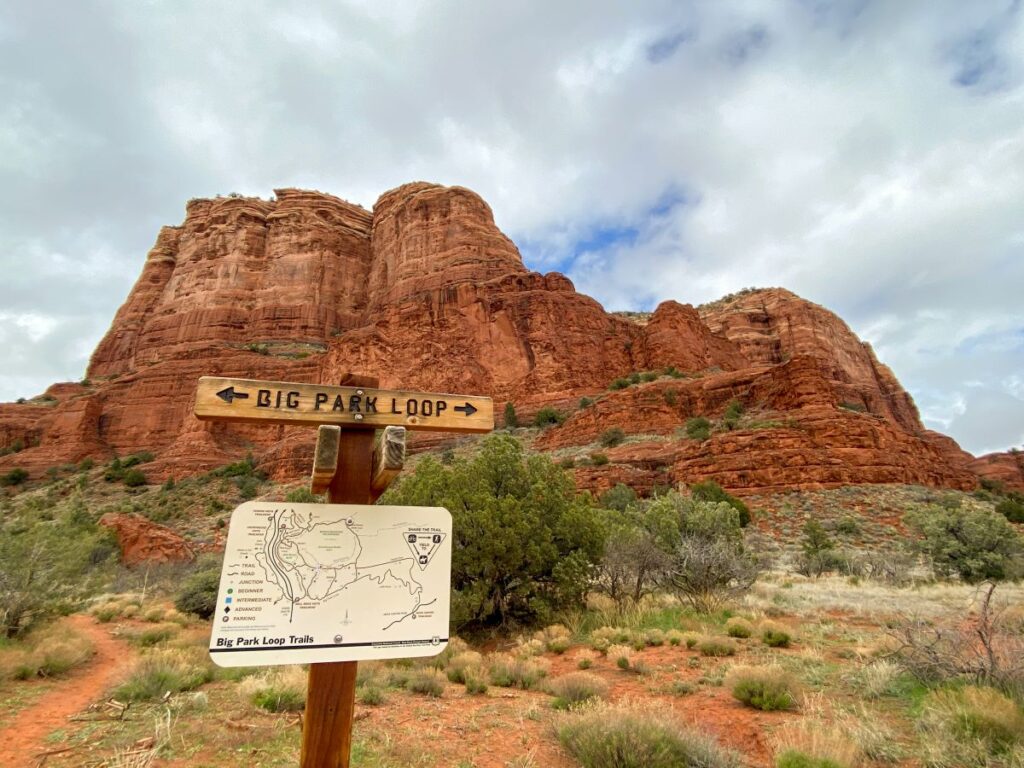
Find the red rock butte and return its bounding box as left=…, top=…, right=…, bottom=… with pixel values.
left=0, top=182, right=1018, bottom=495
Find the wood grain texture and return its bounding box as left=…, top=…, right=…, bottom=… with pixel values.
left=300, top=375, right=376, bottom=768
left=194, top=376, right=493, bottom=433
left=310, top=425, right=341, bottom=494
left=371, top=426, right=406, bottom=494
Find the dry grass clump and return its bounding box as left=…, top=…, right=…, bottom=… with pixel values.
left=143, top=607, right=165, bottom=623
left=772, top=719, right=861, bottom=768
left=698, top=636, right=738, bottom=657
left=114, top=647, right=213, bottom=702
left=855, top=659, right=902, bottom=698
left=1, top=626, right=95, bottom=680
left=761, top=620, right=794, bottom=648
left=644, top=628, right=666, bottom=647
left=406, top=669, right=446, bottom=697
left=666, top=629, right=685, bottom=646
left=557, top=701, right=741, bottom=768
left=91, top=601, right=125, bottom=623
left=486, top=653, right=548, bottom=689
left=445, top=651, right=484, bottom=684
left=725, top=617, right=754, bottom=639
left=575, top=649, right=598, bottom=670
left=725, top=666, right=801, bottom=711
left=916, top=685, right=1024, bottom=767
left=125, top=623, right=180, bottom=648
left=536, top=623, right=574, bottom=653
left=546, top=671, right=610, bottom=709
left=238, top=666, right=307, bottom=712
left=431, top=636, right=469, bottom=669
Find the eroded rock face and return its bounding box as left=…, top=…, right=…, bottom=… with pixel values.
left=0, top=182, right=995, bottom=498
left=970, top=451, right=1024, bottom=492
left=98, top=513, right=196, bottom=567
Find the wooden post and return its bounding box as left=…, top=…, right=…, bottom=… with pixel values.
left=299, top=375, right=377, bottom=768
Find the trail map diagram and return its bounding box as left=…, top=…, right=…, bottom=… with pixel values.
left=209, top=502, right=451, bottom=667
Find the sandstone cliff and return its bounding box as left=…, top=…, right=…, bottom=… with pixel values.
left=0, top=183, right=987, bottom=496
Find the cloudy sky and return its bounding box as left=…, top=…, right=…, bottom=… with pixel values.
left=1, top=0, right=1022, bottom=455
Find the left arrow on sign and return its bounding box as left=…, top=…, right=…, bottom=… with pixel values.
left=216, top=386, right=250, bottom=404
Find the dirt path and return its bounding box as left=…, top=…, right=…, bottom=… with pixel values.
left=0, top=614, right=134, bottom=768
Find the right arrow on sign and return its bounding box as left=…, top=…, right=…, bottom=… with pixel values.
left=454, top=402, right=477, bottom=417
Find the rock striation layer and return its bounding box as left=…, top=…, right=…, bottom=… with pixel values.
left=0, top=183, right=992, bottom=500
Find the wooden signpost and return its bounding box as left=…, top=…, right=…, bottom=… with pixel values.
left=195, top=373, right=493, bottom=768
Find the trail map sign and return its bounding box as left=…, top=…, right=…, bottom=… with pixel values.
left=195, top=376, right=493, bottom=433
left=210, top=501, right=452, bottom=667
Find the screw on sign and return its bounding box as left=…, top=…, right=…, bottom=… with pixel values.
left=194, top=374, right=493, bottom=768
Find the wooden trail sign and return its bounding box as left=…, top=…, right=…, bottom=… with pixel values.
left=194, top=373, right=493, bottom=768
left=195, top=376, right=493, bottom=433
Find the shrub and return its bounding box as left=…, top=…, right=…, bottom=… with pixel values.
left=464, top=669, right=488, bottom=695
left=608, top=644, right=632, bottom=670
left=761, top=621, right=793, bottom=648
left=240, top=667, right=306, bottom=712
left=122, top=469, right=147, bottom=487
left=906, top=504, right=1024, bottom=583
left=609, top=377, right=630, bottom=391
left=486, top=653, right=547, bottom=689
left=128, top=624, right=179, bottom=647
left=546, top=671, right=609, bottom=709
left=4, top=628, right=95, bottom=679
left=381, top=434, right=605, bottom=629
left=358, top=686, right=385, bottom=705
left=445, top=651, right=483, bottom=684
left=115, top=647, right=213, bottom=702
left=996, top=497, right=1024, bottom=524
left=504, top=401, right=519, bottom=428
left=548, top=636, right=571, bottom=654
left=722, top=400, right=744, bottom=430
left=406, top=670, right=445, bottom=697
left=174, top=568, right=221, bottom=619
left=284, top=487, right=321, bottom=504
left=644, top=628, right=666, bottom=647
left=600, top=428, right=626, bottom=448
left=533, top=407, right=564, bottom=428
left=590, top=453, right=610, bottom=466
left=559, top=456, right=576, bottom=469
left=600, top=483, right=637, bottom=512
left=697, top=637, right=737, bottom=657
left=0, top=468, right=29, bottom=486
left=726, top=666, right=800, bottom=711
left=685, top=417, right=711, bottom=441
left=579, top=397, right=594, bottom=409
left=725, top=617, right=753, bottom=638
left=558, top=702, right=741, bottom=768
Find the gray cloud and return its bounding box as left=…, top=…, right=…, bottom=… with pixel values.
left=0, top=0, right=1021, bottom=456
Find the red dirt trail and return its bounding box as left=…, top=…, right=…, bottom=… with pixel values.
left=0, top=615, right=133, bottom=768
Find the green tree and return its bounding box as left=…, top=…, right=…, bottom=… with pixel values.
left=0, top=517, right=117, bottom=637
left=906, top=505, right=1024, bottom=583
left=175, top=565, right=222, bottom=619
left=381, top=434, right=604, bottom=629
left=503, top=401, right=518, bottom=429
left=690, top=480, right=751, bottom=527
left=600, top=483, right=637, bottom=512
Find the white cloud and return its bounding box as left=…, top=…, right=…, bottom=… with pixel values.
left=0, top=0, right=1021, bottom=455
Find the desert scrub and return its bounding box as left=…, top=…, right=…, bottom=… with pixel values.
left=486, top=653, right=548, bottom=689
left=464, top=668, right=488, bottom=695
left=644, top=628, right=666, bottom=646
left=240, top=667, right=307, bottom=712
left=115, top=647, right=214, bottom=702
left=357, top=686, right=385, bottom=706
left=761, top=620, right=793, bottom=648
left=698, top=637, right=738, bottom=657
left=725, top=617, right=754, bottom=638
left=575, top=649, right=598, bottom=670
left=90, top=601, right=124, bottom=623
left=126, top=623, right=179, bottom=647
left=607, top=644, right=633, bottom=671
left=855, top=659, right=902, bottom=698
left=683, top=631, right=701, bottom=649
left=917, top=686, right=1024, bottom=766
left=772, top=720, right=861, bottom=768
left=725, top=666, right=801, bottom=711
left=546, top=671, right=610, bottom=709
left=406, top=670, right=446, bottom=697
left=558, top=701, right=740, bottom=768
left=445, top=651, right=483, bottom=684
left=666, top=629, right=685, bottom=646
left=2, top=627, right=95, bottom=679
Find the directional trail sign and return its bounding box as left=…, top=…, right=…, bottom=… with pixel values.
left=195, top=376, right=493, bottom=433
left=210, top=501, right=452, bottom=667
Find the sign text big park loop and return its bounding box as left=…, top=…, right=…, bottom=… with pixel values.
left=195, top=376, right=493, bottom=433
left=194, top=373, right=493, bottom=768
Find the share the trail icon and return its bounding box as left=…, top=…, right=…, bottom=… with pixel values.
left=405, top=531, right=446, bottom=570
left=194, top=373, right=492, bottom=768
